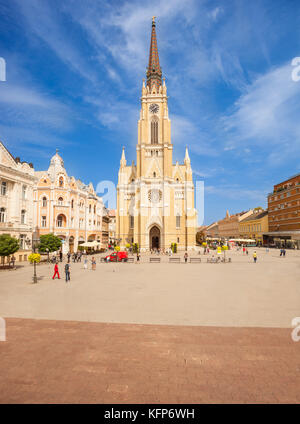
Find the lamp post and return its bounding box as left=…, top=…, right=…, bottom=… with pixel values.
left=32, top=236, right=39, bottom=284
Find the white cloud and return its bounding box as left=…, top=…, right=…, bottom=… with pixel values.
left=222, top=62, right=300, bottom=159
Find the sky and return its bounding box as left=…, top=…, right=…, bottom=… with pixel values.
left=1, top=0, right=300, bottom=225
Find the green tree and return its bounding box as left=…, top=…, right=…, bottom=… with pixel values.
left=0, top=234, right=19, bottom=267
left=39, top=234, right=62, bottom=253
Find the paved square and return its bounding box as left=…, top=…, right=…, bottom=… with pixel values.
left=0, top=248, right=300, bottom=403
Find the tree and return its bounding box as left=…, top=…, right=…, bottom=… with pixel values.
left=39, top=234, right=62, bottom=253
left=196, top=230, right=205, bottom=245
left=28, top=253, right=41, bottom=284
left=0, top=234, right=19, bottom=267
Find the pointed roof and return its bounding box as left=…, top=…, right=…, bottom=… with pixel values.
left=120, top=146, right=126, bottom=167
left=146, top=17, right=162, bottom=90
left=184, top=146, right=191, bottom=165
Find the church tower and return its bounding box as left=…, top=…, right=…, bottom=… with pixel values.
left=116, top=18, right=197, bottom=251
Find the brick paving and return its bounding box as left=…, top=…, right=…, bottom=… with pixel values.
left=0, top=318, right=299, bottom=403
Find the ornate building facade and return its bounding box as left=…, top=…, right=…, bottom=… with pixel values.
left=0, top=141, right=35, bottom=257
left=33, top=151, right=108, bottom=254
left=116, top=19, right=197, bottom=251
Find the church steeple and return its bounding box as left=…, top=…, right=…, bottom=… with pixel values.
left=146, top=17, right=162, bottom=91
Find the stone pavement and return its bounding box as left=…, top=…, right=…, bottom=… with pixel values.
left=0, top=318, right=299, bottom=404
left=0, top=248, right=300, bottom=328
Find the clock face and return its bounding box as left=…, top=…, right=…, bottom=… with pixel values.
left=149, top=103, right=159, bottom=114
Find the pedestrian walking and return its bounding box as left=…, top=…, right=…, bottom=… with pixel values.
left=283, top=249, right=286, bottom=257
left=52, top=263, right=60, bottom=279
left=67, top=252, right=71, bottom=263
left=253, top=251, right=257, bottom=263
left=65, top=263, right=70, bottom=282
left=83, top=258, right=88, bottom=270
left=59, top=251, right=63, bottom=262
left=91, top=257, right=96, bottom=271
left=137, top=252, right=140, bottom=262
left=184, top=252, right=188, bottom=263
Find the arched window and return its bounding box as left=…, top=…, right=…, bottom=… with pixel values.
left=42, top=196, right=47, bottom=207
left=151, top=119, right=158, bottom=144
left=0, top=207, right=5, bottom=223
left=94, top=205, right=96, bottom=214
left=21, top=209, right=26, bottom=224
left=153, top=172, right=156, bottom=178
left=57, top=214, right=66, bottom=228
left=59, top=177, right=64, bottom=187
left=176, top=214, right=181, bottom=228
left=58, top=197, right=63, bottom=206
left=71, top=199, right=74, bottom=209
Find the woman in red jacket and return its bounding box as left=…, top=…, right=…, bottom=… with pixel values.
left=52, top=263, right=60, bottom=279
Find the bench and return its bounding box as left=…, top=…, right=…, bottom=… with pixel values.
left=190, top=257, right=201, bottom=263
left=221, top=257, right=232, bottom=263
left=169, top=257, right=181, bottom=263
left=149, top=257, right=161, bottom=263
left=126, top=257, right=134, bottom=263
left=207, top=257, right=220, bottom=263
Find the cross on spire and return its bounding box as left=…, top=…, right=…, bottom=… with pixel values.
left=146, top=17, right=162, bottom=90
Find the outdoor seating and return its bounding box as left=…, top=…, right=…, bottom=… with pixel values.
left=190, top=257, right=201, bottom=263
left=169, top=257, right=180, bottom=263
left=126, top=257, right=134, bottom=263
left=149, top=257, right=161, bottom=263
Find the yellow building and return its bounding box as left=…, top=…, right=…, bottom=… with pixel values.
left=116, top=18, right=197, bottom=251
left=239, top=209, right=268, bottom=244
left=34, top=150, right=107, bottom=254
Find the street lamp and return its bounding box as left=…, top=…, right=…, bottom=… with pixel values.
left=32, top=235, right=39, bottom=284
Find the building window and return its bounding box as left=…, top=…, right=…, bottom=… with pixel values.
left=153, top=172, right=156, bottom=178
left=94, top=205, right=96, bottom=214
left=59, top=177, right=64, bottom=187
left=151, top=119, right=158, bottom=144
left=22, top=185, right=27, bottom=199
left=20, top=234, right=26, bottom=249
left=57, top=214, right=65, bottom=227
left=0, top=207, right=5, bottom=222
left=58, top=197, right=63, bottom=206
left=89, top=205, right=91, bottom=213
left=71, top=217, right=74, bottom=228
left=21, top=209, right=26, bottom=224
left=1, top=181, right=7, bottom=196
left=71, top=199, right=74, bottom=209
left=42, top=196, right=47, bottom=207
left=130, top=215, right=134, bottom=229
left=42, top=216, right=46, bottom=227
left=177, top=237, right=180, bottom=243
left=176, top=214, right=181, bottom=228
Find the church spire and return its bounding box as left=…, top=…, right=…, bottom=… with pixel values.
left=146, top=16, right=162, bottom=91
left=120, top=146, right=126, bottom=167
left=184, top=146, right=191, bottom=165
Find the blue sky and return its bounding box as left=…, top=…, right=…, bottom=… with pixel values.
left=1, top=0, right=300, bottom=224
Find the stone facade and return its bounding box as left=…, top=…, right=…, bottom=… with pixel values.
left=218, top=210, right=253, bottom=239
left=116, top=19, right=197, bottom=252
left=239, top=209, right=268, bottom=243
left=33, top=151, right=108, bottom=254
left=0, top=141, right=35, bottom=256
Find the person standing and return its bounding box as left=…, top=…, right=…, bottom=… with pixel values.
left=67, top=252, right=71, bottom=263
left=52, top=262, right=60, bottom=279
left=137, top=252, right=140, bottom=262
left=83, top=258, right=88, bottom=270
left=253, top=251, right=257, bottom=263
left=91, top=257, right=96, bottom=271
left=184, top=252, right=188, bottom=263
left=65, top=263, right=70, bottom=283
left=59, top=251, right=63, bottom=262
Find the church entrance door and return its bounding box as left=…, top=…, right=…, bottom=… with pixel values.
left=150, top=226, right=160, bottom=250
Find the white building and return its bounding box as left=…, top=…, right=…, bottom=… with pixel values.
left=0, top=141, right=36, bottom=255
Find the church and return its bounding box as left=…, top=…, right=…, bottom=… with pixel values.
left=116, top=18, right=197, bottom=252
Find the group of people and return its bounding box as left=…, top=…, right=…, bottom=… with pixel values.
left=67, top=251, right=83, bottom=263
left=52, top=254, right=97, bottom=282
